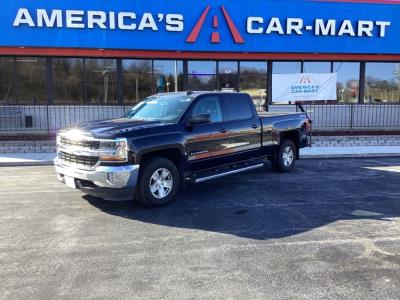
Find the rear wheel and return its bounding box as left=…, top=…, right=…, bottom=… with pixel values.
left=271, top=139, right=297, bottom=173
left=134, top=157, right=180, bottom=207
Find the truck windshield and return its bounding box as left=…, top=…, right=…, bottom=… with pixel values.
left=124, top=95, right=193, bottom=122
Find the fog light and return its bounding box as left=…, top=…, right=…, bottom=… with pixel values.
left=107, top=172, right=129, bottom=187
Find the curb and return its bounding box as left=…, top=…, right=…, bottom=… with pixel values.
left=301, top=153, right=400, bottom=159
left=0, top=161, right=55, bottom=167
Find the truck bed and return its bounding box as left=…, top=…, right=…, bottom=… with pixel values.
left=258, top=111, right=309, bottom=135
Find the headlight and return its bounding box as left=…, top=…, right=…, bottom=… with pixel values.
left=99, top=139, right=129, bottom=162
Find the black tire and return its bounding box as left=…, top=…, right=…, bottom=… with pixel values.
left=271, top=139, right=297, bottom=173
left=134, top=157, right=180, bottom=207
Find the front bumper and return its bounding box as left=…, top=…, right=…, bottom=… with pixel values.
left=54, top=158, right=140, bottom=201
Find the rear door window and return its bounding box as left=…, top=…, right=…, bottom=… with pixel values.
left=220, top=94, right=254, bottom=121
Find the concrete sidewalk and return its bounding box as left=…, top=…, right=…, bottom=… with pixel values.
left=0, top=146, right=399, bottom=166
left=301, top=146, right=400, bottom=159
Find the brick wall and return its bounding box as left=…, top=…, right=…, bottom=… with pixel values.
left=311, top=135, right=400, bottom=147
left=0, top=136, right=399, bottom=153
left=0, top=141, right=56, bottom=153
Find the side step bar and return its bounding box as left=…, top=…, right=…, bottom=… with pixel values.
left=194, top=163, right=264, bottom=184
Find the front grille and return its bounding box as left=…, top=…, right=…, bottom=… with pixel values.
left=60, top=137, right=100, bottom=150
left=59, top=151, right=99, bottom=168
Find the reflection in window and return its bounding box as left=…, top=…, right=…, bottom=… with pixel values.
left=219, top=74, right=238, bottom=91
left=188, top=61, right=217, bottom=91
left=192, top=96, right=222, bottom=122
left=221, top=94, right=253, bottom=121
left=303, top=62, right=331, bottom=73
left=188, top=75, right=217, bottom=91
left=85, top=59, right=117, bottom=104
left=218, top=61, right=238, bottom=74
left=241, top=61, right=268, bottom=75
left=16, top=57, right=47, bottom=104
left=0, top=57, right=16, bottom=104
left=125, top=95, right=192, bottom=122
left=365, top=63, right=400, bottom=103
left=153, top=60, right=184, bottom=93
left=240, top=61, right=267, bottom=111
left=188, top=61, right=216, bottom=75
left=53, top=58, right=85, bottom=104
left=333, top=62, right=360, bottom=103
left=218, top=61, right=239, bottom=91
left=273, top=62, right=301, bottom=74
left=123, top=60, right=153, bottom=104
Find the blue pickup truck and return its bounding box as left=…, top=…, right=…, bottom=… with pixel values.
left=55, top=91, right=311, bottom=207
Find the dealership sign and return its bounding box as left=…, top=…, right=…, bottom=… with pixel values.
left=272, top=73, right=337, bottom=102
left=1, top=0, right=400, bottom=53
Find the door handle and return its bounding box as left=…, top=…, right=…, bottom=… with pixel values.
left=219, top=128, right=228, bottom=133
left=251, top=124, right=258, bottom=129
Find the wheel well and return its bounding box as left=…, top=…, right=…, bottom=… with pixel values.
left=140, top=148, right=183, bottom=172
left=281, top=131, right=300, bottom=158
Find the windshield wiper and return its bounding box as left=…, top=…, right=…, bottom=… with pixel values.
left=126, top=117, right=146, bottom=121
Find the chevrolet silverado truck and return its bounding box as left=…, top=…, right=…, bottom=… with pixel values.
left=55, top=91, right=311, bottom=207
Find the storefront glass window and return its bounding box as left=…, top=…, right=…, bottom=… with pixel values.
left=85, top=59, right=117, bottom=104
left=153, top=60, right=184, bottom=93
left=188, top=61, right=217, bottom=91
left=16, top=57, right=47, bottom=104
left=303, top=62, right=331, bottom=73
left=0, top=57, right=16, bottom=104
left=122, top=59, right=153, bottom=104
left=273, top=62, right=301, bottom=74
left=272, top=62, right=301, bottom=105
left=333, top=62, right=360, bottom=103
left=365, top=63, right=400, bottom=103
left=189, top=61, right=216, bottom=75
left=241, top=62, right=268, bottom=75
left=218, top=61, right=238, bottom=74
left=53, top=58, right=85, bottom=104
left=240, top=61, right=268, bottom=111
left=217, top=61, right=238, bottom=91
left=188, top=75, right=217, bottom=91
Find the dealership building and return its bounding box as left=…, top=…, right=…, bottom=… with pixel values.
left=1, top=0, right=400, bottom=131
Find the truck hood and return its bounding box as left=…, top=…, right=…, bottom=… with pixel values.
left=66, top=118, right=165, bottom=138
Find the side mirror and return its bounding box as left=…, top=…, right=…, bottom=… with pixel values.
left=187, top=113, right=211, bottom=126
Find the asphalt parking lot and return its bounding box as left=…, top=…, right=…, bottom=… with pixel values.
left=1, top=158, right=400, bottom=299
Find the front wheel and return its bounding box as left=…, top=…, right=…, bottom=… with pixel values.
left=134, top=157, right=180, bottom=207
left=271, top=140, right=297, bottom=173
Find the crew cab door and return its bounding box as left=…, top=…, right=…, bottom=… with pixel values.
left=219, top=93, right=262, bottom=162
left=184, top=93, right=262, bottom=173
left=184, top=95, right=229, bottom=172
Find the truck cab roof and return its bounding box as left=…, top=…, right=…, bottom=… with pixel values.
left=153, top=91, right=245, bottom=98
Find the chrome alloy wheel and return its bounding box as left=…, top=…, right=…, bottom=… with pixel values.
left=282, top=146, right=294, bottom=167
left=149, top=168, right=173, bottom=199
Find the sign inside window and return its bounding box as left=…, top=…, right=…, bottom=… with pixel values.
left=272, top=73, right=337, bottom=102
